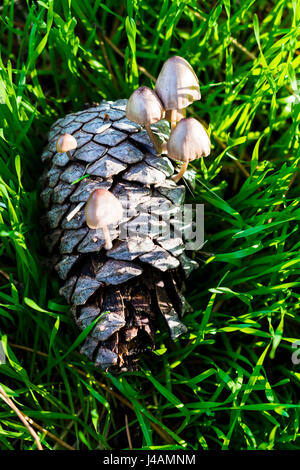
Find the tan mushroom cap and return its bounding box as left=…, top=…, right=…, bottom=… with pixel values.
left=56, top=133, right=77, bottom=153
left=155, top=56, right=201, bottom=110
left=126, top=86, right=165, bottom=125
left=167, top=118, right=211, bottom=162
left=84, top=189, right=123, bottom=229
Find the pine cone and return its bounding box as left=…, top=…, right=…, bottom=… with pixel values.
left=40, top=99, right=198, bottom=372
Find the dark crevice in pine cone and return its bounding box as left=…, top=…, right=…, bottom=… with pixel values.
left=40, top=99, right=198, bottom=372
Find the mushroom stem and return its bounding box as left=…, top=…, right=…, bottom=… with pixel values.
left=102, top=225, right=112, bottom=250
left=170, top=110, right=177, bottom=131
left=161, top=142, right=167, bottom=154
left=66, top=150, right=72, bottom=159
left=145, top=124, right=162, bottom=154
left=172, top=160, right=189, bottom=183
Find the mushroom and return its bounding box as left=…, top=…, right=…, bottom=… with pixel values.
left=84, top=189, right=123, bottom=250
left=126, top=86, right=165, bottom=154
left=155, top=56, right=200, bottom=131
left=56, top=133, right=77, bottom=159
left=167, top=118, right=211, bottom=183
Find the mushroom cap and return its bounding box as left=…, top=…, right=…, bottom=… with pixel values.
left=56, top=133, right=77, bottom=153
left=167, top=118, right=211, bottom=162
left=155, top=56, right=201, bottom=110
left=84, top=189, right=123, bottom=229
left=126, top=86, right=165, bottom=125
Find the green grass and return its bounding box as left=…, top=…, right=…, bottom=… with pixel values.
left=0, top=0, right=300, bottom=450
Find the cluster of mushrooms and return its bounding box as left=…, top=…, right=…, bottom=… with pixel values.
left=54, top=56, right=211, bottom=251
left=126, top=55, right=211, bottom=182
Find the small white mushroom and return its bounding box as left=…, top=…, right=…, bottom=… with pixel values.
left=56, top=133, right=77, bottom=159
left=84, top=189, right=123, bottom=250
left=167, top=118, right=211, bottom=183
left=126, top=86, right=165, bottom=154
left=155, top=56, right=200, bottom=130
